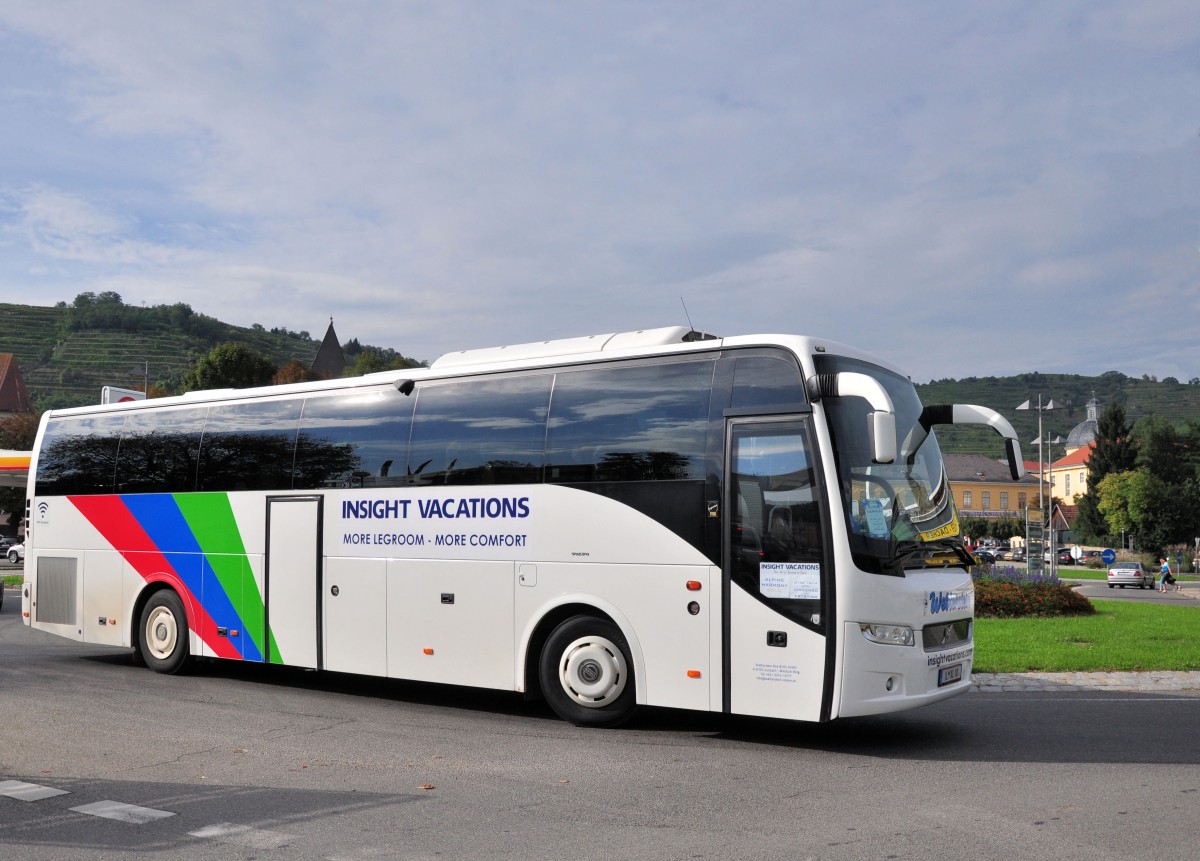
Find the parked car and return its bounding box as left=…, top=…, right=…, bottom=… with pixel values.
left=0, top=536, right=14, bottom=553
left=1107, top=560, right=1154, bottom=589
left=7, top=543, right=23, bottom=564
left=973, top=549, right=997, bottom=565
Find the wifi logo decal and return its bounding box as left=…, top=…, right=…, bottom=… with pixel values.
left=36, top=500, right=49, bottom=522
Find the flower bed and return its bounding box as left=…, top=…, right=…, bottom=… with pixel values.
left=972, top=565, right=1095, bottom=618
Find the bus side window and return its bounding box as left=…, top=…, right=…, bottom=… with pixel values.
left=730, top=424, right=825, bottom=628
left=407, top=375, right=551, bottom=486
left=546, top=359, right=713, bottom=483
left=294, top=388, right=414, bottom=490
left=730, top=354, right=807, bottom=410
left=196, top=400, right=303, bottom=492
left=36, top=415, right=128, bottom=496
left=117, top=407, right=207, bottom=494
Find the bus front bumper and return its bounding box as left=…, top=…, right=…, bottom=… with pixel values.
left=836, top=621, right=974, bottom=717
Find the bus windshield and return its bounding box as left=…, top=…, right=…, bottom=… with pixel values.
left=814, top=355, right=965, bottom=575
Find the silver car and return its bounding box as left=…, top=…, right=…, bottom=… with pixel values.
left=1107, top=561, right=1153, bottom=589
left=7, top=543, right=23, bottom=565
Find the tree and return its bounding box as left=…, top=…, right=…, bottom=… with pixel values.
left=342, top=344, right=423, bottom=376
left=1074, top=402, right=1136, bottom=542
left=991, top=516, right=1023, bottom=542
left=959, top=516, right=988, bottom=545
left=1134, top=417, right=1188, bottom=485
left=0, top=411, right=41, bottom=525
left=180, top=343, right=277, bottom=392
left=1096, top=471, right=1139, bottom=542
left=273, top=359, right=323, bottom=385
left=1135, top=478, right=1200, bottom=553
left=1097, top=469, right=1200, bottom=553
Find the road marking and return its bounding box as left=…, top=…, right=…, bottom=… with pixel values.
left=0, top=780, right=70, bottom=802
left=70, top=800, right=176, bottom=824
left=189, top=822, right=292, bottom=849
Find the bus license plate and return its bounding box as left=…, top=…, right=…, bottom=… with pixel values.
left=938, top=664, right=963, bottom=686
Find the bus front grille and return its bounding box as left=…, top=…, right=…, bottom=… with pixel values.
left=922, top=619, right=971, bottom=651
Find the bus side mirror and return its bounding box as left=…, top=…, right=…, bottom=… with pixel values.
left=1005, top=437, right=1023, bottom=480
left=871, top=412, right=897, bottom=464
left=807, top=371, right=898, bottom=465
left=918, top=404, right=1024, bottom=479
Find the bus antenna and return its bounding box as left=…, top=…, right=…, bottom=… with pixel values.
left=680, top=297, right=695, bottom=333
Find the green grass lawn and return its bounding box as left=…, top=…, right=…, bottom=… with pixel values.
left=974, top=599, right=1200, bottom=673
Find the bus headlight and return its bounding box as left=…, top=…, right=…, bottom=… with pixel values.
left=859, top=623, right=914, bottom=647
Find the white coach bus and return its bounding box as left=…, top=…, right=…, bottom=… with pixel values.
left=20, top=327, right=1022, bottom=727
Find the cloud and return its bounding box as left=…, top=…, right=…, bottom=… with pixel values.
left=7, top=185, right=191, bottom=266
left=0, top=1, right=1196, bottom=383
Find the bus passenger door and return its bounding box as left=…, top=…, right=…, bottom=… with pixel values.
left=265, top=495, right=322, bottom=669
left=726, top=419, right=830, bottom=722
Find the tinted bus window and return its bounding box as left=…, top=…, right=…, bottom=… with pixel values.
left=408, top=375, right=552, bottom=485
left=731, top=421, right=825, bottom=629
left=116, top=407, right=207, bottom=494
left=295, top=389, right=414, bottom=489
left=730, top=354, right=807, bottom=410
left=36, top=415, right=127, bottom=496
left=546, top=359, right=714, bottom=482
left=196, top=400, right=303, bottom=492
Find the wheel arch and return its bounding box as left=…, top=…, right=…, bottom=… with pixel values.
left=129, top=577, right=194, bottom=654
left=518, top=595, right=646, bottom=704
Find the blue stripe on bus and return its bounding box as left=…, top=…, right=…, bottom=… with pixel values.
left=121, top=494, right=258, bottom=661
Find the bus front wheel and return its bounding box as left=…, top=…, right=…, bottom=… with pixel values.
left=539, top=616, right=636, bottom=728
left=139, top=590, right=190, bottom=674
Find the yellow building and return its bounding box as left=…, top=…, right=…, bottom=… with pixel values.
left=1040, top=396, right=1099, bottom=505
left=945, top=453, right=1043, bottom=522
left=1047, top=443, right=1093, bottom=505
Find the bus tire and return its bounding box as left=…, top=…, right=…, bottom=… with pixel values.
left=139, top=590, right=190, bottom=674
left=539, top=615, right=636, bottom=728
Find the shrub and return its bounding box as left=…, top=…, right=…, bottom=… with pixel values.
left=972, top=565, right=1095, bottom=618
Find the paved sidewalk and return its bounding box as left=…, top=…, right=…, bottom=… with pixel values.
left=971, top=671, right=1200, bottom=694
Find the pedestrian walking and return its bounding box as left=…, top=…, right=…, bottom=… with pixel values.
left=1159, top=557, right=1178, bottom=592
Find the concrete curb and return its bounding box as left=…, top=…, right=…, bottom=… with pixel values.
left=971, top=671, right=1200, bottom=694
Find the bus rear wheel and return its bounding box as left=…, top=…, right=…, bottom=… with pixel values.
left=139, top=590, right=190, bottom=674
left=539, top=616, right=636, bottom=727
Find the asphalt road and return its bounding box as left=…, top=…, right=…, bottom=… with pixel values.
left=1, top=585, right=1198, bottom=861
left=1072, top=577, right=1198, bottom=604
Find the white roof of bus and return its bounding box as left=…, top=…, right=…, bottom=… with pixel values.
left=41, top=327, right=908, bottom=418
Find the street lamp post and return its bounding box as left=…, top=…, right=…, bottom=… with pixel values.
left=128, top=360, right=150, bottom=394
left=1033, top=433, right=1064, bottom=575
left=1017, top=396, right=1059, bottom=510
left=1017, top=396, right=1059, bottom=575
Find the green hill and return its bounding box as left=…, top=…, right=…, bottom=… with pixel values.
left=916, top=372, right=1200, bottom=455
left=4, top=296, right=1198, bottom=436
left=1, top=296, right=324, bottom=409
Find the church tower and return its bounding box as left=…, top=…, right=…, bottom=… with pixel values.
left=310, top=318, right=347, bottom=379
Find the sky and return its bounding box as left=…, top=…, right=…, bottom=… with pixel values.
left=0, top=1, right=1197, bottom=384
